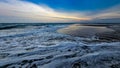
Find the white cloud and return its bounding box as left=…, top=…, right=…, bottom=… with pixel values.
left=0, top=0, right=120, bottom=23
left=91, top=5, right=120, bottom=19
left=0, top=0, right=90, bottom=23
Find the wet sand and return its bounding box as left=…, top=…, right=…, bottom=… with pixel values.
left=58, top=24, right=120, bottom=41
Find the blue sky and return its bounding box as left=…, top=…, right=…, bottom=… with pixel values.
left=27, top=0, right=120, bottom=11
left=0, top=0, right=120, bottom=23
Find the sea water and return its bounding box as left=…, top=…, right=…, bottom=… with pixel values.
left=0, top=23, right=120, bottom=68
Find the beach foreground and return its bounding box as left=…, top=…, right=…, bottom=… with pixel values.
left=0, top=23, right=120, bottom=68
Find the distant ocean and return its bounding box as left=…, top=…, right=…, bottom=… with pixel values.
left=0, top=23, right=74, bottom=30
left=0, top=23, right=119, bottom=31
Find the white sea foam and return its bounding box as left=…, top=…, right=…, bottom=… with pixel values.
left=0, top=24, right=120, bottom=68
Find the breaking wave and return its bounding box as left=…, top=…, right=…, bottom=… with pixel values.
left=0, top=23, right=120, bottom=68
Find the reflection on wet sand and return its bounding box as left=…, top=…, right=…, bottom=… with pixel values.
left=58, top=24, right=115, bottom=38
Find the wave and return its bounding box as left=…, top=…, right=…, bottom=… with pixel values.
left=0, top=24, right=119, bottom=68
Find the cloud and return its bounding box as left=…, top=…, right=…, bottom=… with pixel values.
left=0, top=0, right=90, bottom=23
left=90, top=5, right=120, bottom=19
left=0, top=0, right=120, bottom=23
left=84, top=5, right=120, bottom=23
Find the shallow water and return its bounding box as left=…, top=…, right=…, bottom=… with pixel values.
left=57, top=24, right=115, bottom=38
left=0, top=23, right=120, bottom=68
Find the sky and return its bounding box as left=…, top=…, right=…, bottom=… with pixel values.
left=0, top=0, right=120, bottom=23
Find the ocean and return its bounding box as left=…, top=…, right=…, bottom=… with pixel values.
left=0, top=23, right=120, bottom=68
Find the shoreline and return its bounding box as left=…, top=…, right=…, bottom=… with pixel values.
left=58, top=24, right=120, bottom=41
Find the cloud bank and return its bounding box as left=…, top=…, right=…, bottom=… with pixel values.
left=0, top=0, right=120, bottom=23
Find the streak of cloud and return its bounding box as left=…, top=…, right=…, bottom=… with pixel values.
left=0, top=0, right=90, bottom=23
left=91, top=5, right=120, bottom=19
left=0, top=0, right=120, bottom=23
